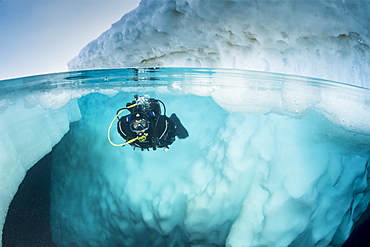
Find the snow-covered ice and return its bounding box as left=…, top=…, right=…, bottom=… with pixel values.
left=69, top=0, right=370, bottom=88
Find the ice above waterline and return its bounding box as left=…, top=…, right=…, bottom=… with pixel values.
left=0, top=68, right=369, bottom=246
left=69, top=0, right=370, bottom=88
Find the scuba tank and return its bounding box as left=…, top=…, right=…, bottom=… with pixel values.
left=126, top=95, right=163, bottom=117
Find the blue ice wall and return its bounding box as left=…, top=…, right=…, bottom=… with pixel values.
left=1, top=67, right=369, bottom=246
left=0, top=98, right=81, bottom=242
left=50, top=91, right=370, bottom=246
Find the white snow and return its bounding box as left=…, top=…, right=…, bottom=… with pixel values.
left=69, top=0, right=370, bottom=88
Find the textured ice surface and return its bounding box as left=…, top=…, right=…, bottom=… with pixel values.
left=0, top=99, right=81, bottom=241
left=0, top=67, right=370, bottom=247
left=63, top=3, right=370, bottom=244
left=50, top=89, right=370, bottom=246
left=69, top=0, right=370, bottom=88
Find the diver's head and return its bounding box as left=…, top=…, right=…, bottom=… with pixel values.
left=130, top=113, right=150, bottom=133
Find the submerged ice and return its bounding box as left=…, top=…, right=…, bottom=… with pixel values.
left=0, top=67, right=370, bottom=247
left=1, top=0, right=370, bottom=246
left=50, top=91, right=370, bottom=246
left=0, top=99, right=81, bottom=241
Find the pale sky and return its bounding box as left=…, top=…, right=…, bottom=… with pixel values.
left=0, top=0, right=140, bottom=80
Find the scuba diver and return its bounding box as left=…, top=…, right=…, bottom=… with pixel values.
left=108, top=95, right=189, bottom=150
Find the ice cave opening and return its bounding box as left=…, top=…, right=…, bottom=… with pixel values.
left=3, top=153, right=56, bottom=247
left=1, top=68, right=370, bottom=247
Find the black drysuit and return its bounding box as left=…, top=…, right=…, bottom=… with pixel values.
left=117, top=99, right=188, bottom=150
left=118, top=113, right=178, bottom=150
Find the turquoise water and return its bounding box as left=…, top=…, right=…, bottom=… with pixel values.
left=2, top=67, right=369, bottom=99
left=1, top=68, right=370, bottom=246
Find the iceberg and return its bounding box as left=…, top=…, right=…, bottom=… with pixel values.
left=1, top=68, right=370, bottom=247
left=0, top=73, right=82, bottom=244
left=2, top=0, right=370, bottom=246
left=69, top=0, right=370, bottom=88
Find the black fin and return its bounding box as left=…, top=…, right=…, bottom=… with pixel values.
left=170, top=113, right=189, bottom=139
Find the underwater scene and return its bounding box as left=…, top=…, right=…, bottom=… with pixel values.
left=1, top=68, right=370, bottom=246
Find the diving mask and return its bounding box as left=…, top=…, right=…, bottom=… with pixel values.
left=130, top=119, right=150, bottom=132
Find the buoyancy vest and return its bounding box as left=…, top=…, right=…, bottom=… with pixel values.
left=117, top=112, right=176, bottom=150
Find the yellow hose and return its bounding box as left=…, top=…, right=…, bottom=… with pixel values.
left=107, top=104, right=137, bottom=146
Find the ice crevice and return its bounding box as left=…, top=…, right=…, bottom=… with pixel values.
left=0, top=98, right=81, bottom=241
